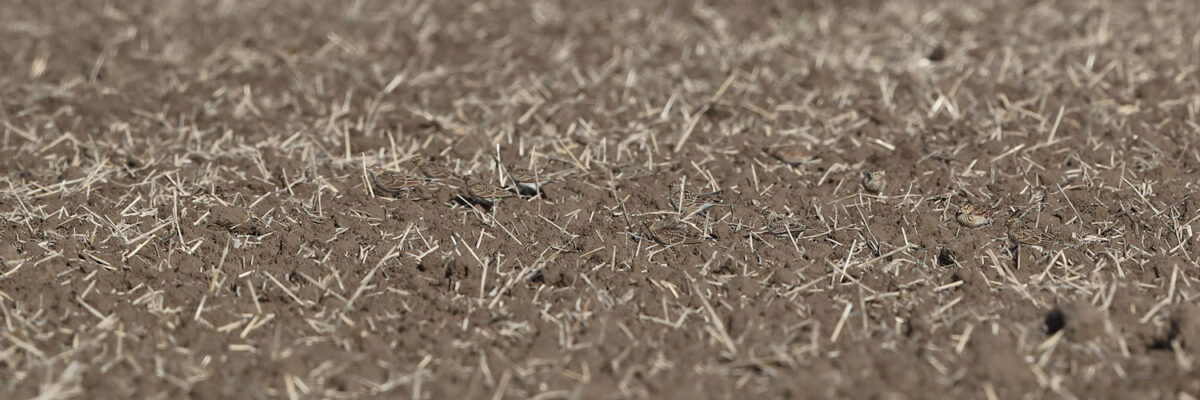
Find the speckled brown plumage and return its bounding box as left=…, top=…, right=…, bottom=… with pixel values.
left=644, top=219, right=707, bottom=246
left=764, top=144, right=811, bottom=166
left=861, top=170, right=886, bottom=194
left=759, top=210, right=809, bottom=237
left=1006, top=218, right=1059, bottom=247
left=461, top=175, right=516, bottom=206
left=504, top=164, right=573, bottom=192
left=668, top=183, right=723, bottom=217
left=367, top=166, right=429, bottom=197
left=955, top=204, right=991, bottom=228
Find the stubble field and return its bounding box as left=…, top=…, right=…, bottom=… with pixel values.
left=3, top=0, right=1200, bottom=398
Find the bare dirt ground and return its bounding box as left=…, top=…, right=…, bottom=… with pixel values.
left=3, top=0, right=1200, bottom=398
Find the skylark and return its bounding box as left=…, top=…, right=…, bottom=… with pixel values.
left=668, top=182, right=724, bottom=218
left=861, top=170, right=886, bottom=194
left=764, top=144, right=812, bottom=166
left=644, top=218, right=708, bottom=246
left=604, top=162, right=661, bottom=180
left=367, top=166, right=430, bottom=197
left=760, top=210, right=809, bottom=237
left=955, top=204, right=991, bottom=228
left=461, top=175, right=517, bottom=207
left=411, top=157, right=458, bottom=182
left=1006, top=218, right=1060, bottom=249
left=503, top=164, right=574, bottom=193
left=1006, top=217, right=1063, bottom=269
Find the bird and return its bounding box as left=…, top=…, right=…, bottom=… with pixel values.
left=502, top=163, right=574, bottom=193
left=1006, top=218, right=1060, bottom=249
left=367, top=166, right=429, bottom=197
left=667, top=182, right=724, bottom=218
left=955, top=204, right=991, bottom=228
left=644, top=218, right=708, bottom=246
left=760, top=210, right=809, bottom=237
left=460, top=175, right=517, bottom=207
left=1005, top=217, right=1063, bottom=270
left=861, top=170, right=886, bottom=194
left=411, top=157, right=458, bottom=182
left=922, top=142, right=958, bottom=164
left=763, top=144, right=812, bottom=166
left=607, top=162, right=660, bottom=180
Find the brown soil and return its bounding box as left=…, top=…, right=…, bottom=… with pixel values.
left=3, top=0, right=1200, bottom=398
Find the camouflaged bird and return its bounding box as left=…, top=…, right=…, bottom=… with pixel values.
left=460, top=175, right=517, bottom=206
left=955, top=204, right=991, bottom=228
left=1005, top=216, right=1064, bottom=270
left=411, top=157, right=459, bottom=182
left=861, top=170, right=886, bottom=194
left=667, top=182, right=724, bottom=218
left=603, top=162, right=661, bottom=180
left=367, top=166, right=429, bottom=197
left=503, top=164, right=574, bottom=193
left=1006, top=218, right=1061, bottom=249
left=763, top=144, right=812, bottom=166
left=760, top=210, right=809, bottom=237
left=644, top=218, right=709, bottom=246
